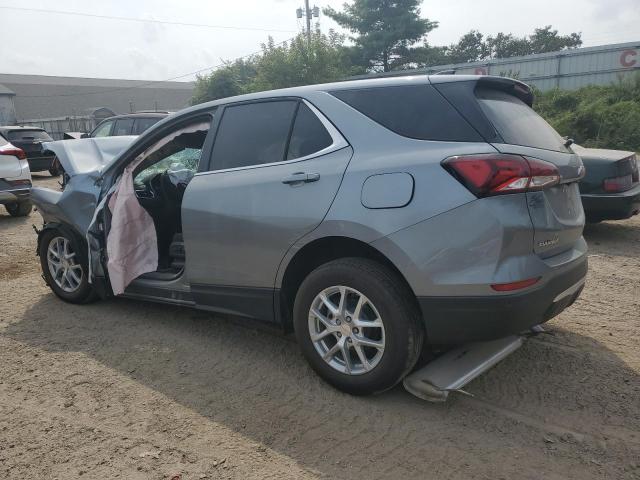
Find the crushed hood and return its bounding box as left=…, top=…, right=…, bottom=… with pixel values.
left=43, top=136, right=137, bottom=176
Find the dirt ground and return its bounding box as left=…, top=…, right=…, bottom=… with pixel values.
left=0, top=173, right=638, bottom=480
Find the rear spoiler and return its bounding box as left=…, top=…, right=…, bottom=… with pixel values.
left=429, top=75, right=534, bottom=106
left=476, top=76, right=534, bottom=106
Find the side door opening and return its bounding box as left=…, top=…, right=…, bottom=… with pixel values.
left=103, top=117, right=211, bottom=294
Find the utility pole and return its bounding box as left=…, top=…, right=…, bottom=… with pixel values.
left=296, top=2, right=319, bottom=46
left=304, top=0, right=311, bottom=45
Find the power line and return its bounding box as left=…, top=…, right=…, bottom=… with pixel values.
left=14, top=37, right=297, bottom=99
left=0, top=5, right=296, bottom=33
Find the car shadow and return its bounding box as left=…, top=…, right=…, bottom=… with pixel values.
left=5, top=292, right=639, bottom=478
left=584, top=219, right=639, bottom=253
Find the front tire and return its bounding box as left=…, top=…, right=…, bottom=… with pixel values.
left=294, top=258, right=423, bottom=395
left=39, top=228, right=96, bottom=304
left=5, top=200, right=32, bottom=217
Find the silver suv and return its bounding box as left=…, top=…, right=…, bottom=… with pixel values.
left=31, top=75, right=587, bottom=395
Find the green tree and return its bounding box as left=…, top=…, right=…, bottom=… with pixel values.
left=251, top=30, right=359, bottom=91
left=445, top=30, right=487, bottom=63
left=528, top=26, right=582, bottom=54
left=430, top=26, right=583, bottom=67
left=191, top=59, right=257, bottom=105
left=191, top=30, right=358, bottom=105
left=324, top=0, right=438, bottom=72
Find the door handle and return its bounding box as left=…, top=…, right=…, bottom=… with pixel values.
left=281, top=172, right=320, bottom=185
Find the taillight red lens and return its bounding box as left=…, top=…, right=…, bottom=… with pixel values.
left=0, top=144, right=27, bottom=160
left=603, top=174, right=633, bottom=193
left=442, top=154, right=560, bottom=197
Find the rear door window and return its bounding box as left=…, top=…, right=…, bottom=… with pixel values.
left=7, top=130, right=52, bottom=141
left=133, top=117, right=161, bottom=135
left=475, top=87, right=568, bottom=152
left=331, top=84, right=481, bottom=142
left=211, top=100, right=297, bottom=170
left=286, top=103, right=333, bottom=160
left=113, top=118, right=134, bottom=136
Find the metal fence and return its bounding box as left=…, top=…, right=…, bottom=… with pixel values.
left=19, top=115, right=99, bottom=140
left=363, top=41, right=640, bottom=91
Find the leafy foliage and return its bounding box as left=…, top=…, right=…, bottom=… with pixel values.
left=418, top=25, right=582, bottom=66
left=534, top=75, right=640, bottom=152
left=191, top=30, right=360, bottom=104
left=324, top=0, right=437, bottom=71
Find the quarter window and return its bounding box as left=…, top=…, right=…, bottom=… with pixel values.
left=286, top=103, right=333, bottom=160
left=331, top=85, right=481, bottom=142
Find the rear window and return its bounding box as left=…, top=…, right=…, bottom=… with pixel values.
left=7, top=129, right=52, bottom=141
left=476, top=87, right=568, bottom=153
left=331, top=85, right=482, bottom=142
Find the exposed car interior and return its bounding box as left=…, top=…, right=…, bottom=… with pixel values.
left=131, top=119, right=211, bottom=277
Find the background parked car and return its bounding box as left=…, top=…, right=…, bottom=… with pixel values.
left=86, top=112, right=170, bottom=138
left=0, top=126, right=61, bottom=176
left=0, top=137, right=32, bottom=216
left=572, top=143, right=640, bottom=222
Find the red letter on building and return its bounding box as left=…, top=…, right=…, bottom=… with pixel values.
left=620, top=50, right=637, bottom=68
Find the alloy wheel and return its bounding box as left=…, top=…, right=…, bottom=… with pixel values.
left=47, top=236, right=83, bottom=293
left=308, top=285, right=385, bottom=375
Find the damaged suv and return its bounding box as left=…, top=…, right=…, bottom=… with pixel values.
left=31, top=75, right=587, bottom=395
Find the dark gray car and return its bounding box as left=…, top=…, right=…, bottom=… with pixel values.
left=30, top=75, right=587, bottom=395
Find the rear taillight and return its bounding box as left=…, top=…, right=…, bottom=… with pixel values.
left=442, top=154, right=560, bottom=197
left=0, top=144, right=27, bottom=160
left=603, top=174, right=634, bottom=193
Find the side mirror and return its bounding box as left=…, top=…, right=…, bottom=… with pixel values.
left=81, top=133, right=89, bottom=139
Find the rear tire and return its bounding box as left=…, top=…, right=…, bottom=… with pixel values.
left=5, top=200, right=32, bottom=217
left=293, top=258, right=423, bottom=395
left=39, top=228, right=97, bottom=304
left=49, top=157, right=63, bottom=177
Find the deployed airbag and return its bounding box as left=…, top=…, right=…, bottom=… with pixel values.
left=105, top=121, right=209, bottom=295
left=106, top=153, right=158, bottom=295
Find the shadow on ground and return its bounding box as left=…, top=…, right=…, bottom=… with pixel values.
left=4, top=286, right=638, bottom=478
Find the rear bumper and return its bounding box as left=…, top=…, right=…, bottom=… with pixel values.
left=581, top=184, right=640, bottom=221
left=0, top=188, right=31, bottom=204
left=418, top=254, right=588, bottom=346
left=27, top=156, right=55, bottom=172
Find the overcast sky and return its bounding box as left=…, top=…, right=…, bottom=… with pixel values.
left=0, top=0, right=637, bottom=81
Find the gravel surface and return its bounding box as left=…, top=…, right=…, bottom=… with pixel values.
left=1, top=174, right=638, bottom=479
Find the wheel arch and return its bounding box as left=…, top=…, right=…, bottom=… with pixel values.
left=277, top=235, right=418, bottom=332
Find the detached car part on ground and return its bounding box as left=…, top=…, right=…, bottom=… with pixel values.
left=0, top=126, right=61, bottom=176
left=571, top=144, right=640, bottom=223
left=0, top=137, right=32, bottom=217
left=30, top=75, right=588, bottom=399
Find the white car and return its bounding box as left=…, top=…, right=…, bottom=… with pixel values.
left=0, top=136, right=32, bottom=216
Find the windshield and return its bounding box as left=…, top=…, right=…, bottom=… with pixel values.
left=476, top=87, right=569, bottom=153
left=7, top=129, right=53, bottom=141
